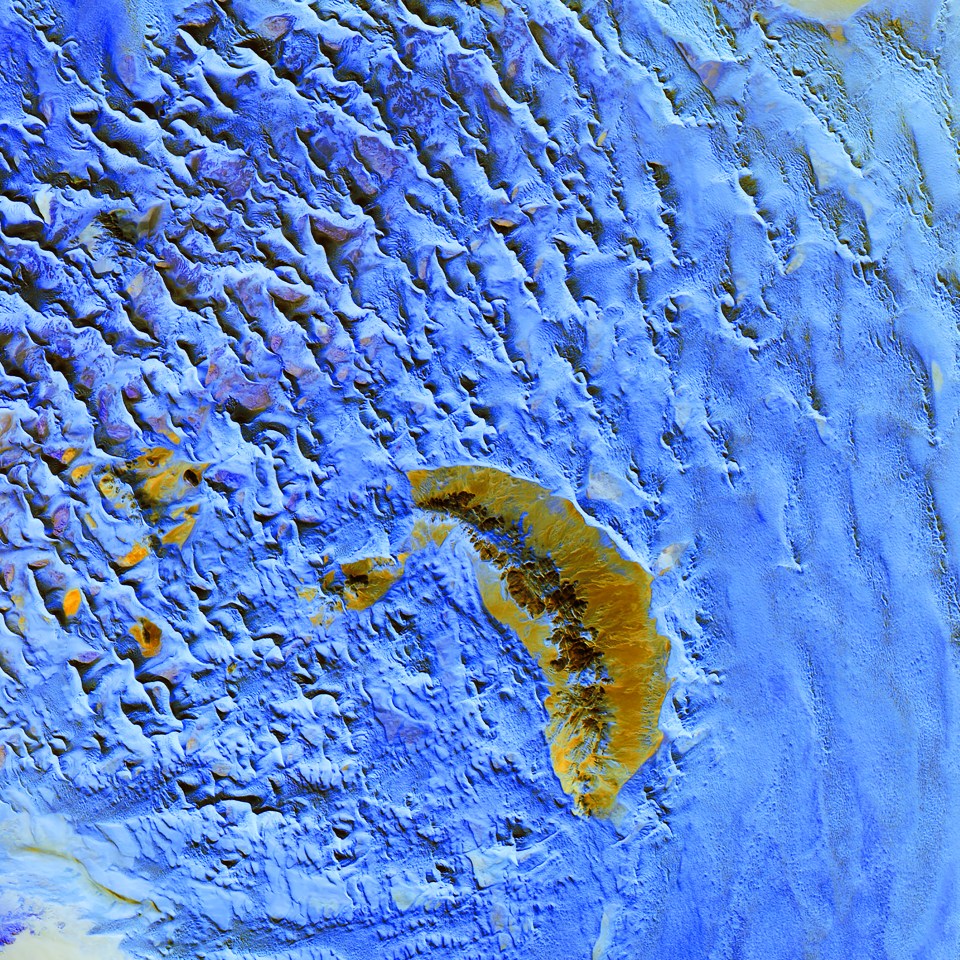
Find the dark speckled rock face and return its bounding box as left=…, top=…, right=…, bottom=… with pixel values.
left=1, top=0, right=960, bottom=956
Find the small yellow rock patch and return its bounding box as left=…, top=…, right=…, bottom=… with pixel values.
left=130, top=617, right=162, bottom=657
left=340, top=555, right=409, bottom=611
left=63, top=588, right=82, bottom=618
left=117, top=543, right=150, bottom=568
